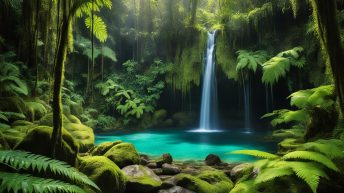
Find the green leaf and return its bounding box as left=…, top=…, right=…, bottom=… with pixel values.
left=231, top=150, right=279, bottom=159
left=85, top=15, right=108, bottom=42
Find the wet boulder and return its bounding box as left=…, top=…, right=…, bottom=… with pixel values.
left=122, top=165, right=162, bottom=193
left=162, top=163, right=181, bottom=175
left=230, top=163, right=254, bottom=182
left=205, top=154, right=222, bottom=166
left=157, top=153, right=173, bottom=167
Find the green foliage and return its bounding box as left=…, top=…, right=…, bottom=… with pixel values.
left=262, top=47, right=305, bottom=86
left=96, top=60, right=170, bottom=122
left=0, top=150, right=100, bottom=193
left=75, top=0, right=112, bottom=42
left=236, top=50, right=269, bottom=73
left=301, top=139, right=344, bottom=159
left=0, top=52, right=28, bottom=96
left=25, top=100, right=48, bottom=121
left=230, top=146, right=340, bottom=193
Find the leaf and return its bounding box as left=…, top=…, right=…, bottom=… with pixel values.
left=254, top=167, right=294, bottom=184
left=261, top=56, right=290, bottom=85
left=282, top=151, right=339, bottom=172
left=231, top=150, right=279, bottom=159
left=85, top=15, right=108, bottom=42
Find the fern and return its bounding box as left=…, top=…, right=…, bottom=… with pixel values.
left=287, top=161, right=329, bottom=193
left=254, top=167, right=294, bottom=184
left=261, top=47, right=305, bottom=85
left=85, top=15, right=108, bottom=42
left=0, top=172, right=85, bottom=193
left=282, top=151, right=339, bottom=172
left=236, top=50, right=269, bottom=73
left=230, top=180, right=258, bottom=193
left=302, top=139, right=344, bottom=159
left=25, top=101, right=48, bottom=121
left=0, top=150, right=100, bottom=192
left=231, top=150, right=279, bottom=159
left=101, top=46, right=117, bottom=62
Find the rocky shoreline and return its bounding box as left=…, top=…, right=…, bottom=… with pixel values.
left=80, top=140, right=253, bottom=193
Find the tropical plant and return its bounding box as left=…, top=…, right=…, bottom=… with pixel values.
left=261, top=47, right=305, bottom=85
left=0, top=150, right=101, bottom=193
left=236, top=50, right=269, bottom=73
left=0, top=52, right=28, bottom=97
left=230, top=145, right=342, bottom=193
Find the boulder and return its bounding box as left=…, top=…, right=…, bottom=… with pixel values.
left=205, top=154, right=222, bottom=166
left=15, top=126, right=78, bottom=166
left=140, top=154, right=150, bottom=165
left=162, top=163, right=181, bottom=175
left=175, top=170, right=234, bottom=193
left=230, top=163, right=254, bottom=182
left=90, top=141, right=122, bottom=156
left=64, top=122, right=94, bottom=152
left=104, top=143, right=140, bottom=168
left=158, top=186, right=195, bottom=193
left=122, top=165, right=162, bottom=193
left=157, top=153, right=173, bottom=167
left=78, top=156, right=126, bottom=193
left=147, top=162, right=158, bottom=169
left=161, top=176, right=178, bottom=189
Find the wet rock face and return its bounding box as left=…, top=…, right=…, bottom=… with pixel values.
left=122, top=165, right=162, bottom=193
left=157, top=153, right=173, bottom=167
left=205, top=154, right=222, bottom=166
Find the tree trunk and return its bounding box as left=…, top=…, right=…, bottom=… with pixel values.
left=311, top=0, right=344, bottom=115
left=51, top=0, right=70, bottom=158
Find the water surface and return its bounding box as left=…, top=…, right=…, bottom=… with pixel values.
left=95, top=128, right=276, bottom=162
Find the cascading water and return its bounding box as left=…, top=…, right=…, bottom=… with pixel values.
left=195, top=31, right=219, bottom=132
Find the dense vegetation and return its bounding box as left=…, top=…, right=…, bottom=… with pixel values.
left=0, top=0, right=344, bottom=193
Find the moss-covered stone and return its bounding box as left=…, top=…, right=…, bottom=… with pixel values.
left=90, top=141, right=122, bottom=156
left=104, top=142, right=140, bottom=168
left=175, top=170, right=234, bottom=193
left=14, top=126, right=79, bottom=166
left=38, top=113, right=95, bottom=152
left=230, top=163, right=254, bottom=182
left=122, top=165, right=162, bottom=193
left=78, top=156, right=127, bottom=193
left=64, top=122, right=94, bottom=152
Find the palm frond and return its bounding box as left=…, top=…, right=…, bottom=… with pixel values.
left=85, top=15, right=108, bottom=42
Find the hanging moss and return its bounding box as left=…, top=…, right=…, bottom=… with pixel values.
left=215, top=33, right=237, bottom=80
left=167, top=31, right=206, bottom=95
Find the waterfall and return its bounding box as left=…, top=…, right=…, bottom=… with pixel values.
left=198, top=31, right=218, bottom=132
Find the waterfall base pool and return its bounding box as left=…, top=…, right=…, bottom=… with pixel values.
left=95, top=128, right=276, bottom=162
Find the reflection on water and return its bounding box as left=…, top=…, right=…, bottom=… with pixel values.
left=95, top=128, right=276, bottom=162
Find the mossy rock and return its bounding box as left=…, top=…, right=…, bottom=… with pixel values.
left=79, top=156, right=127, bottom=193
left=104, top=142, right=140, bottom=168
left=64, top=123, right=95, bottom=152
left=90, top=141, right=122, bottom=156
left=122, top=165, right=162, bottom=193
left=1, top=129, right=25, bottom=148
left=67, top=115, right=82, bottom=124
left=38, top=113, right=71, bottom=126
left=38, top=113, right=95, bottom=152
left=15, top=126, right=79, bottom=166
left=70, top=102, right=83, bottom=116
left=175, top=170, right=234, bottom=193
left=230, top=163, right=254, bottom=182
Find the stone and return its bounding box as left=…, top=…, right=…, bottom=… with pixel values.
left=175, top=170, right=234, bottom=193
left=152, top=168, right=163, bottom=175
left=162, top=163, right=181, bottom=175
left=157, top=186, right=196, bottom=193
left=161, top=176, right=178, bottom=189
left=78, top=156, right=126, bottom=193
left=205, top=154, right=222, bottom=166
left=157, top=153, right=173, bottom=167
left=90, top=141, right=122, bottom=156
left=122, top=165, right=162, bottom=193
left=104, top=142, right=140, bottom=168
left=147, top=162, right=158, bottom=169
left=140, top=154, right=150, bottom=165
left=230, top=163, right=254, bottom=182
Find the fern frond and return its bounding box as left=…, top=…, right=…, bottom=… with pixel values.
left=236, top=50, right=268, bottom=73
left=287, top=161, right=329, bottom=193
left=231, top=150, right=279, bottom=159
left=85, top=15, right=108, bottom=42
left=0, top=172, right=86, bottom=193
left=302, top=139, right=344, bottom=159
left=101, top=46, right=117, bottom=62
left=261, top=56, right=290, bottom=85
left=282, top=151, right=339, bottom=172
left=0, top=151, right=100, bottom=192
left=255, top=167, right=294, bottom=184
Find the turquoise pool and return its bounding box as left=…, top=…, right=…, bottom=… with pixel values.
left=95, top=128, right=276, bottom=162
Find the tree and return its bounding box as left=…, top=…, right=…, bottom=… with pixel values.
left=310, top=0, right=344, bottom=115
